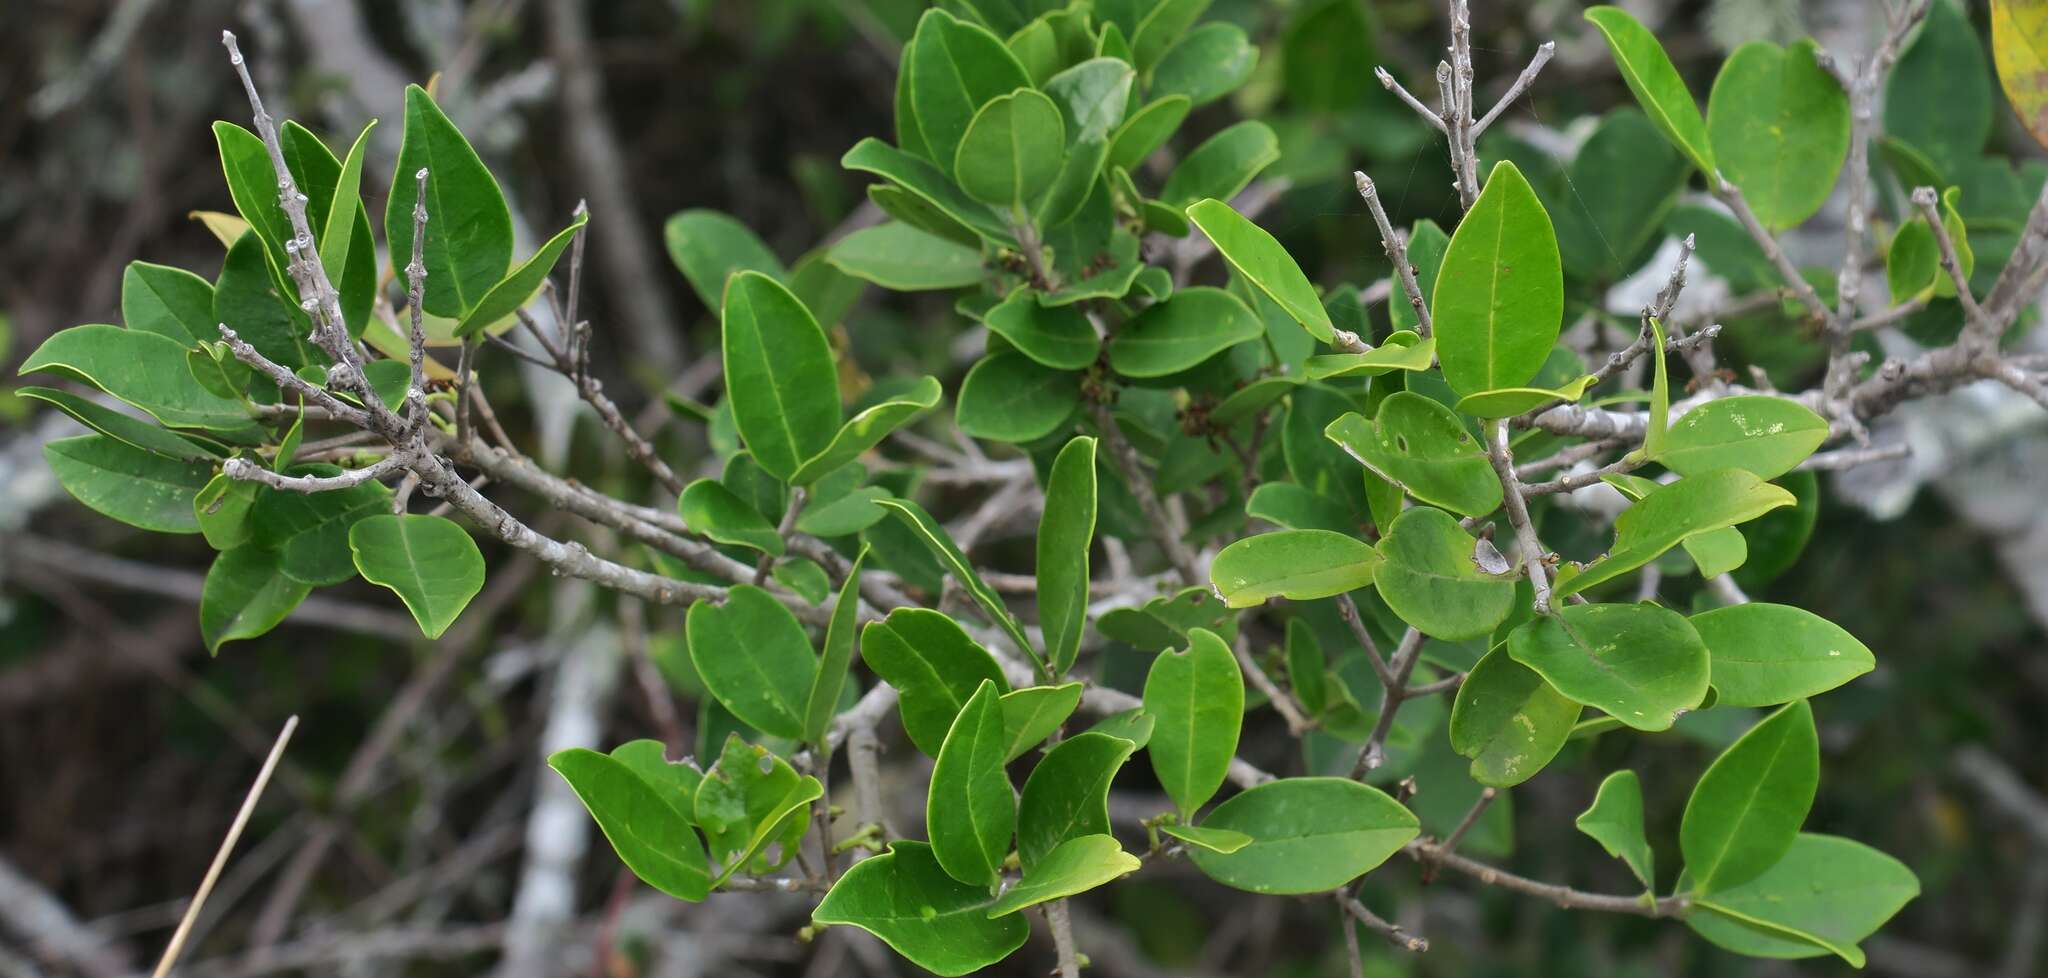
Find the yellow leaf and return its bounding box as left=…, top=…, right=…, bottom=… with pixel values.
left=1992, top=0, right=2048, bottom=149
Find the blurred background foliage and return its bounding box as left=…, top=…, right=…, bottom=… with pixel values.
left=2, top=1, right=2046, bottom=976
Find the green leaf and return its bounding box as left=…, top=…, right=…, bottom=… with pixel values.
left=828, top=222, right=986, bottom=291
left=200, top=546, right=311, bottom=654
left=1686, top=834, right=1918, bottom=966
left=928, top=680, right=1016, bottom=887
left=1033, top=137, right=1111, bottom=229
left=1707, top=40, right=1850, bottom=230
left=122, top=262, right=215, bottom=345
left=549, top=747, right=712, bottom=902
left=319, top=120, right=377, bottom=286
left=1388, top=220, right=1448, bottom=332
left=1305, top=331, right=1438, bottom=379
left=1150, top=23, right=1257, bottom=107
left=999, top=683, right=1083, bottom=761
left=41, top=433, right=208, bottom=534
left=678, top=478, right=785, bottom=555
left=663, top=209, right=788, bottom=313
left=1086, top=709, right=1156, bottom=748
left=1325, top=394, right=1501, bottom=518
left=842, top=138, right=1015, bottom=245
left=250, top=470, right=391, bottom=585
left=1507, top=602, right=1710, bottom=732
left=387, top=85, right=514, bottom=318
left=278, top=123, right=376, bottom=337
left=1681, top=700, right=1819, bottom=894
left=1642, top=316, right=1674, bottom=458
left=1886, top=185, right=1974, bottom=302
left=1550, top=109, right=1690, bottom=284
left=812, top=842, right=1029, bottom=976
left=1450, top=646, right=1580, bottom=787
left=1691, top=602, right=1874, bottom=707
left=1684, top=526, right=1749, bottom=578
left=909, top=9, right=1035, bottom=179
left=21, top=325, right=260, bottom=439
left=1209, top=529, right=1382, bottom=608
left=1160, top=824, right=1253, bottom=853
left=954, top=89, right=1066, bottom=209
left=985, top=835, right=1138, bottom=916
left=1555, top=470, right=1795, bottom=598
left=1185, top=199, right=1334, bottom=342
left=802, top=548, right=867, bottom=745
left=1107, top=287, right=1262, bottom=377
left=1017, top=732, right=1138, bottom=869
left=695, top=734, right=820, bottom=883
left=455, top=210, right=588, bottom=337
left=1005, top=18, right=1060, bottom=86
left=194, top=474, right=260, bottom=551
left=17, top=387, right=220, bottom=462
left=347, top=514, right=485, bottom=640
left=1886, top=0, right=1993, bottom=177
left=1143, top=628, right=1244, bottom=816
left=983, top=290, right=1099, bottom=369
left=272, top=409, right=303, bottom=471
left=1038, top=436, right=1098, bottom=675
left=1043, top=57, right=1134, bottom=145
left=1188, top=777, right=1419, bottom=894
left=861, top=607, right=1010, bottom=756
left=791, top=375, right=943, bottom=485
left=212, top=121, right=292, bottom=280
left=1284, top=619, right=1329, bottom=714
left=1108, top=96, right=1191, bottom=171
left=1583, top=6, right=1718, bottom=179
left=1375, top=507, right=1518, bottom=642
left=686, top=585, right=818, bottom=740
left=721, top=271, right=841, bottom=481
left=1431, top=161, right=1564, bottom=396
left=1662, top=395, right=1829, bottom=479
left=608, top=740, right=703, bottom=827
left=216, top=230, right=322, bottom=370
left=1575, top=770, right=1655, bottom=889
left=1160, top=121, right=1279, bottom=207
left=1244, top=482, right=1357, bottom=532
left=1452, top=373, right=1596, bottom=418
left=876, top=498, right=1037, bottom=667
left=954, top=351, right=1080, bottom=443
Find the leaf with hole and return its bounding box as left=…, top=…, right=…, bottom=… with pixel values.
left=1375, top=507, right=1517, bottom=641
left=1325, top=393, right=1501, bottom=518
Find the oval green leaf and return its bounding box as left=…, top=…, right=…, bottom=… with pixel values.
left=1142, top=628, right=1244, bottom=816
left=348, top=514, right=485, bottom=640
left=1188, top=777, right=1419, bottom=894
left=1431, top=160, right=1564, bottom=397
left=1508, top=601, right=1710, bottom=731
left=1209, top=529, right=1383, bottom=608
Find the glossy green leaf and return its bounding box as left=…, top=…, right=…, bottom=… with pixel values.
left=387, top=85, right=513, bottom=317
left=1576, top=770, right=1655, bottom=888
left=909, top=9, right=1034, bottom=178
left=679, top=478, right=785, bottom=556
left=1043, top=57, right=1133, bottom=144
left=954, top=89, right=1065, bottom=208
left=1663, top=396, right=1829, bottom=479
left=999, top=683, right=1083, bottom=762
left=1686, top=833, right=1918, bottom=966
left=1681, top=700, right=1819, bottom=893
left=1038, top=436, right=1097, bottom=675
left=812, top=842, right=1028, bottom=976
left=696, top=734, right=820, bottom=882
left=1244, top=482, right=1357, bottom=532
left=121, top=261, right=214, bottom=345
left=1555, top=470, right=1795, bottom=598
left=1160, top=121, right=1279, bottom=207
left=876, top=497, right=1036, bottom=666
left=861, top=607, right=1010, bottom=757
left=194, top=474, right=259, bottom=551
left=18, top=388, right=219, bottom=463
left=983, top=290, right=1098, bottom=369
left=1508, top=602, right=1711, bottom=731
left=928, top=680, right=1016, bottom=887
left=986, top=834, right=1138, bottom=916
left=318, top=120, right=376, bottom=288
left=347, top=514, right=484, bottom=639
left=842, top=138, right=1014, bottom=245
left=791, top=375, right=943, bottom=485
left=212, top=121, right=292, bottom=280
left=686, top=585, right=818, bottom=740
left=1208, top=529, right=1382, bottom=608
left=215, top=230, right=323, bottom=369
left=1107, top=287, right=1262, bottom=377
left=549, top=747, right=712, bottom=901
left=828, top=222, right=986, bottom=291
left=1143, top=628, right=1244, bottom=816
left=21, top=325, right=259, bottom=439
left=1452, top=373, right=1596, bottom=418
left=1108, top=96, right=1191, bottom=170
left=721, top=271, right=841, bottom=481
left=200, top=546, right=311, bottom=654
left=1305, top=331, right=1437, bottom=379
left=802, top=550, right=868, bottom=743
left=1692, top=602, right=1874, bottom=707
left=1185, top=199, right=1333, bottom=342
left=608, top=740, right=703, bottom=827
left=1684, top=526, right=1749, bottom=578
left=1325, top=394, right=1501, bottom=518
left=954, top=351, right=1080, bottom=443
left=1375, top=507, right=1518, bottom=641
left=250, top=471, right=391, bottom=585
left=1886, top=185, right=1973, bottom=302
left=455, top=211, right=587, bottom=337
left=1431, top=161, right=1564, bottom=396
left=1188, top=778, right=1419, bottom=894
left=664, top=209, right=788, bottom=313
left=1707, top=40, right=1850, bottom=230
left=1584, top=6, right=1718, bottom=179
left=1150, top=22, right=1257, bottom=107
left=1450, top=646, right=1580, bottom=787
left=1018, top=732, right=1137, bottom=870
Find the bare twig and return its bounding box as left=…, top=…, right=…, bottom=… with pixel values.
left=152, top=716, right=299, bottom=978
